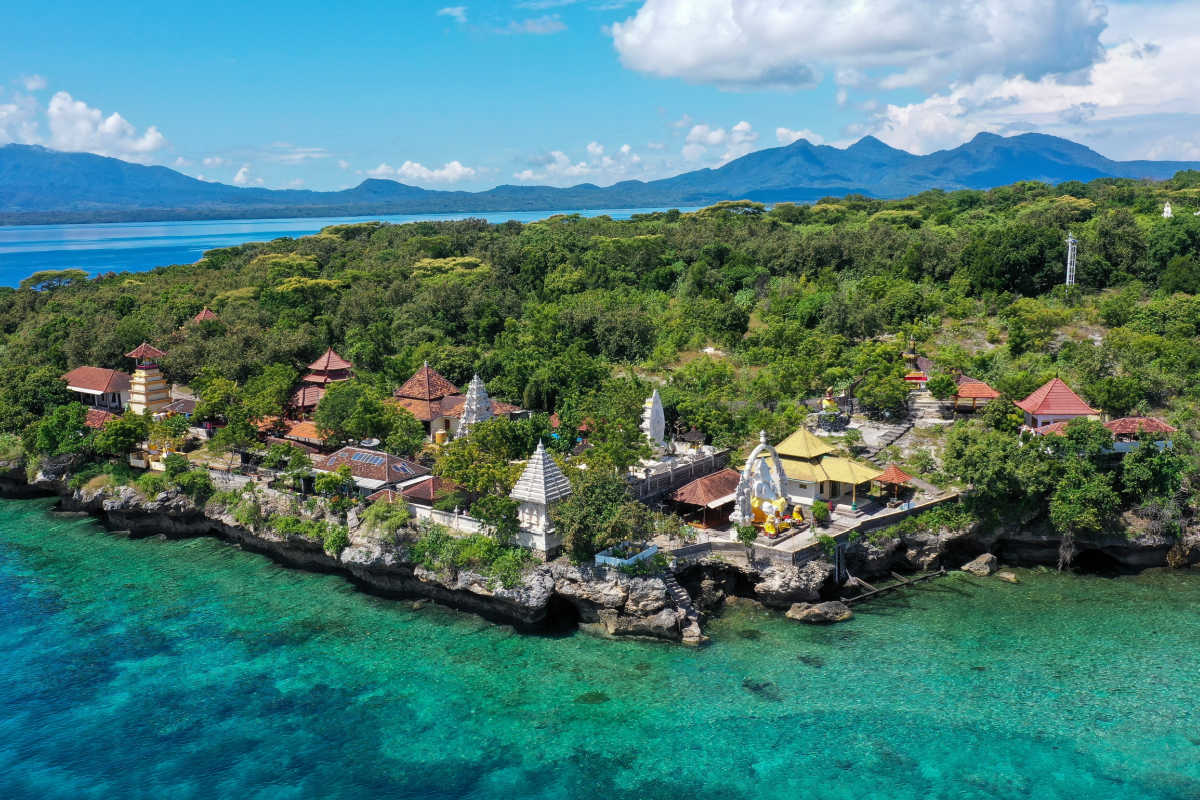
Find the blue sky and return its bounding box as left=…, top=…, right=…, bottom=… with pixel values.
left=1, top=0, right=1198, bottom=191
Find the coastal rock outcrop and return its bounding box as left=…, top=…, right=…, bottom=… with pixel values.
left=962, top=553, right=998, bottom=576
left=550, top=562, right=681, bottom=640
left=786, top=601, right=854, bottom=624
left=753, top=560, right=834, bottom=607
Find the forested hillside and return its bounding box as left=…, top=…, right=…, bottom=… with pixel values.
left=4, top=172, right=1200, bottom=546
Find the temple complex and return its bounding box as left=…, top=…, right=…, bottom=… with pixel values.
left=510, top=441, right=573, bottom=558
left=61, top=366, right=130, bottom=414
left=291, top=347, right=353, bottom=415
left=125, top=343, right=170, bottom=415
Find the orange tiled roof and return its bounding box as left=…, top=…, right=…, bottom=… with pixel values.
left=62, top=366, right=131, bottom=394
left=192, top=307, right=218, bottom=323
left=1015, top=378, right=1098, bottom=416
left=954, top=380, right=1000, bottom=400
left=283, top=419, right=323, bottom=443
left=395, top=363, right=458, bottom=401
left=1031, top=421, right=1070, bottom=437
left=876, top=463, right=913, bottom=485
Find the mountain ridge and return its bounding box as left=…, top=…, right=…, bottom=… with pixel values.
left=2, top=132, right=1198, bottom=225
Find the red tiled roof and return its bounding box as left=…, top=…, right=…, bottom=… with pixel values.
left=1031, top=421, right=1069, bottom=437
left=315, top=447, right=429, bottom=484
left=395, top=363, right=458, bottom=401
left=308, top=347, right=352, bottom=372
left=192, top=307, right=218, bottom=323
left=125, top=342, right=166, bottom=360
left=290, top=385, right=326, bottom=410
left=1104, top=417, right=1177, bottom=436
left=62, top=366, right=131, bottom=394
left=401, top=476, right=461, bottom=504
left=673, top=468, right=740, bottom=507
left=300, top=372, right=338, bottom=384
left=365, top=488, right=402, bottom=504
left=955, top=380, right=1001, bottom=400
left=84, top=408, right=118, bottom=429
left=1015, top=378, right=1098, bottom=416
left=876, top=463, right=913, bottom=485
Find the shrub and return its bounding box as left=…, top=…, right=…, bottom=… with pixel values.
left=174, top=470, right=214, bottom=504
left=135, top=472, right=170, bottom=497
left=162, top=453, right=190, bottom=478
left=361, top=499, right=412, bottom=539
left=811, top=501, right=831, bottom=525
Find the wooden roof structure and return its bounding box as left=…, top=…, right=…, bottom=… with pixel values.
left=954, top=379, right=1000, bottom=399
left=307, top=347, right=352, bottom=372
left=395, top=362, right=458, bottom=401
left=672, top=468, right=739, bottom=508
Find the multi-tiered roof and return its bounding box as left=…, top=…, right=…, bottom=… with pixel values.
left=510, top=441, right=572, bottom=506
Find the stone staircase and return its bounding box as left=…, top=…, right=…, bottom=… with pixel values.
left=863, top=420, right=914, bottom=466
left=661, top=572, right=707, bottom=645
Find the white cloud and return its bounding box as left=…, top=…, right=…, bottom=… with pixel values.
left=337, top=159, right=350, bottom=169
left=517, top=0, right=580, bottom=8
left=366, top=160, right=478, bottom=183
left=20, top=74, right=47, bottom=91
left=202, top=156, right=228, bottom=167
left=0, top=93, right=39, bottom=145
left=776, top=127, right=824, bottom=145
left=267, top=143, right=329, bottom=164
left=231, top=164, right=263, bottom=186
left=506, top=15, right=567, bottom=34
left=514, top=142, right=645, bottom=184
left=647, top=141, right=666, bottom=150
left=865, top=2, right=1200, bottom=159
left=437, top=6, right=468, bottom=23
left=45, top=91, right=166, bottom=161
left=611, top=0, right=1107, bottom=91
left=173, top=156, right=192, bottom=167
left=683, top=120, right=758, bottom=162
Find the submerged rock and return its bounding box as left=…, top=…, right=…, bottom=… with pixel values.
left=962, top=553, right=998, bottom=576
left=786, top=601, right=854, bottom=624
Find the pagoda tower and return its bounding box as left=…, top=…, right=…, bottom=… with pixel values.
left=125, top=343, right=170, bottom=415
left=456, top=374, right=493, bottom=438
left=510, top=440, right=573, bottom=557
left=641, top=389, right=666, bottom=449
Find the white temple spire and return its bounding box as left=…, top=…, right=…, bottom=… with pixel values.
left=641, top=388, right=666, bottom=449
left=456, top=374, right=493, bottom=438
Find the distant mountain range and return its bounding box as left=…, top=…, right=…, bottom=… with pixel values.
left=3, top=132, right=1198, bottom=225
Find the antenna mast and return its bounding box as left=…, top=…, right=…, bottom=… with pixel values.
left=1065, top=233, right=1077, bottom=287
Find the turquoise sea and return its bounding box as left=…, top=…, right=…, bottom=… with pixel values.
left=1, top=496, right=1198, bottom=800
left=0, top=208, right=698, bottom=287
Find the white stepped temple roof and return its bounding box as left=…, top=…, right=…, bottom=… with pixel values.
left=510, top=441, right=573, bottom=505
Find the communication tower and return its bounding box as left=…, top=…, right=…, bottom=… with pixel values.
left=1065, top=233, right=1077, bottom=287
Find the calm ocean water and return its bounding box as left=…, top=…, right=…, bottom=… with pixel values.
left=0, top=208, right=697, bottom=287
left=1, top=497, right=1198, bottom=799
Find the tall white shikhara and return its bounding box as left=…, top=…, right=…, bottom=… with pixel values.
left=456, top=374, right=493, bottom=438
left=641, top=388, right=666, bottom=449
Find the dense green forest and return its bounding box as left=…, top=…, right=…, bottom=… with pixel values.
left=4, top=171, right=1200, bottom=560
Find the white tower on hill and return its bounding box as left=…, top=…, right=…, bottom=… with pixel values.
left=1065, top=233, right=1077, bottom=287
left=456, top=374, right=493, bottom=438
left=641, top=389, right=666, bottom=449
left=1163, top=201, right=1173, bottom=219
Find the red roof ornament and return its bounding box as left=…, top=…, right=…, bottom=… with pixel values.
left=1015, top=377, right=1097, bottom=416
left=125, top=342, right=167, bottom=360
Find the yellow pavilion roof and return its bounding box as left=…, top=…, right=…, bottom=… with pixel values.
left=756, top=453, right=882, bottom=485
left=775, top=427, right=835, bottom=460
left=820, top=457, right=883, bottom=485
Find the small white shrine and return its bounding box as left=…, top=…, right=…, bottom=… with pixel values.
left=510, top=441, right=573, bottom=558
left=456, top=374, right=493, bottom=438
left=641, top=389, right=666, bottom=450
left=1163, top=201, right=1173, bottom=219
